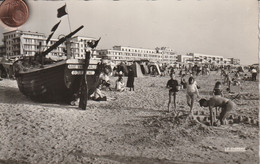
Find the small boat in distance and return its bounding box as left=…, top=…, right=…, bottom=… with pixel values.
left=13, top=25, right=100, bottom=103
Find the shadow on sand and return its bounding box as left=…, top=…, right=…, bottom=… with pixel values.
left=68, top=151, right=206, bottom=164
left=0, top=85, right=79, bottom=110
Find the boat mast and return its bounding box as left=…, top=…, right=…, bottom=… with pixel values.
left=66, top=38, right=72, bottom=59
left=41, top=25, right=84, bottom=58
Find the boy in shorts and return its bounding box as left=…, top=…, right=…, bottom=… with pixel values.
left=166, top=74, right=179, bottom=113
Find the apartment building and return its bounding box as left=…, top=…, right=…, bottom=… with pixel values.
left=97, top=46, right=177, bottom=65
left=0, top=45, right=5, bottom=58
left=223, top=58, right=232, bottom=65
left=1, top=30, right=99, bottom=60
left=177, top=55, right=193, bottom=64
left=2, top=30, right=65, bottom=59
left=70, top=36, right=99, bottom=59
left=156, top=47, right=177, bottom=63
left=228, top=58, right=240, bottom=65
left=177, top=53, right=240, bottom=66
left=187, top=53, right=224, bottom=65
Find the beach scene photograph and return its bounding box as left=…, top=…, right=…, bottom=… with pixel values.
left=0, top=0, right=259, bottom=163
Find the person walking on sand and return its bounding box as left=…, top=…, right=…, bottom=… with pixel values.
left=180, top=74, right=187, bottom=89
left=186, top=77, right=200, bottom=116
left=199, top=96, right=235, bottom=126
left=127, top=67, right=135, bottom=91
left=251, top=67, right=257, bottom=81
left=166, top=73, right=179, bottom=113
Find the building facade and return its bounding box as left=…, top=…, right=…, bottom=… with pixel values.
left=2, top=30, right=65, bottom=59
left=228, top=58, right=240, bottom=65
left=97, top=46, right=177, bottom=65
left=0, top=45, right=5, bottom=58
left=1, top=30, right=99, bottom=60
left=187, top=53, right=224, bottom=65
left=177, top=55, right=193, bottom=64
left=223, top=58, right=232, bottom=65
left=70, top=36, right=99, bottom=59
left=156, top=47, right=177, bottom=63
left=177, top=53, right=240, bottom=66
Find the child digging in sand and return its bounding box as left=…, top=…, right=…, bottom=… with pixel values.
left=199, top=97, right=235, bottom=126
left=166, top=73, right=179, bottom=113
left=186, top=77, right=200, bottom=116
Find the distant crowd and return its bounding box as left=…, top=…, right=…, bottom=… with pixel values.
left=90, top=61, right=258, bottom=126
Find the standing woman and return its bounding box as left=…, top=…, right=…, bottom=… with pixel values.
left=127, top=67, right=135, bottom=91
left=186, top=77, right=200, bottom=116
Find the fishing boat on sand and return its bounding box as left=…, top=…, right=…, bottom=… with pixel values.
left=13, top=25, right=100, bottom=107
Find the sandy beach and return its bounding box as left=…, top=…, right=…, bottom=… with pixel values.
left=0, top=71, right=258, bottom=164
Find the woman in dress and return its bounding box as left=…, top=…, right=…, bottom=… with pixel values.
left=127, top=67, right=135, bottom=91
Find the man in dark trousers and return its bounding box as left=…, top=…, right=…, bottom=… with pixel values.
left=199, top=96, right=236, bottom=126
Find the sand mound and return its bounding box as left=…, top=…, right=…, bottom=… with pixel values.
left=142, top=113, right=214, bottom=147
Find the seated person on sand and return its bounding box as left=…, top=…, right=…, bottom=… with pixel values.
left=90, top=84, right=107, bottom=101
left=99, top=72, right=112, bottom=91
left=199, top=96, right=235, bottom=126
left=231, top=78, right=240, bottom=86
left=226, top=78, right=241, bottom=93
left=243, top=74, right=249, bottom=81
left=115, top=75, right=125, bottom=92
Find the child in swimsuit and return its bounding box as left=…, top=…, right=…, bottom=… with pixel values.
left=186, top=77, right=200, bottom=116
left=166, top=73, right=179, bottom=113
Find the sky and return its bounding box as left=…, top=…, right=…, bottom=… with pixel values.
left=0, top=0, right=258, bottom=65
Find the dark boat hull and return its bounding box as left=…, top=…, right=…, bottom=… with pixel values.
left=16, top=59, right=99, bottom=103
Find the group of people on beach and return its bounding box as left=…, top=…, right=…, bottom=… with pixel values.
left=90, top=67, right=136, bottom=101
left=167, top=74, right=200, bottom=115
left=84, top=60, right=257, bottom=126
left=165, top=66, right=257, bottom=126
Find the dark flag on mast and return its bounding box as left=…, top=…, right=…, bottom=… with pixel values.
left=51, top=20, right=61, bottom=32
left=87, top=37, right=101, bottom=49
left=57, top=5, right=67, bottom=18
left=47, top=20, right=61, bottom=45
left=46, top=32, right=54, bottom=45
